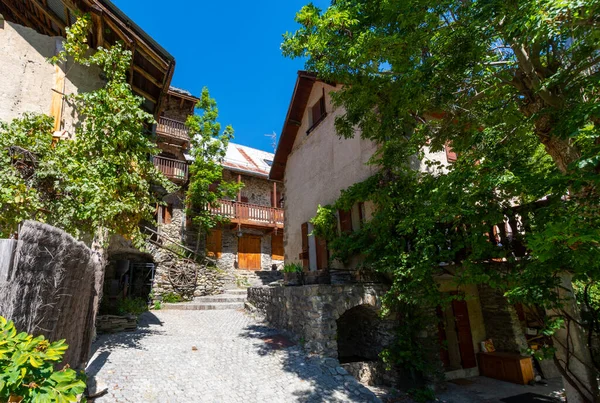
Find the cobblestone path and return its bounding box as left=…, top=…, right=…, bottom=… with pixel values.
left=87, top=310, right=380, bottom=403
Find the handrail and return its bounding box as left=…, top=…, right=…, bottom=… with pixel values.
left=153, top=155, right=188, bottom=181
left=156, top=116, right=189, bottom=140
left=209, top=199, right=284, bottom=225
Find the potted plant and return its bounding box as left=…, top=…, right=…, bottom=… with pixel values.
left=282, top=263, right=303, bottom=286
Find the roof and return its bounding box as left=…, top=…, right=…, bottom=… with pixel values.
left=0, top=0, right=175, bottom=117
left=269, top=71, right=319, bottom=181
left=223, top=143, right=276, bottom=179
left=168, top=86, right=200, bottom=103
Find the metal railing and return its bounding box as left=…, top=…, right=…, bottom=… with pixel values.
left=209, top=199, right=284, bottom=226
left=156, top=116, right=189, bottom=141
left=153, top=155, right=188, bottom=181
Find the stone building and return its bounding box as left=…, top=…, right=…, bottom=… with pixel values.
left=205, top=143, right=285, bottom=273
left=248, top=70, right=549, bottom=386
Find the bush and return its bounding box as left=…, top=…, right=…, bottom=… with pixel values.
left=282, top=263, right=303, bottom=273
left=116, top=297, right=148, bottom=317
left=0, top=316, right=86, bottom=402
left=161, top=292, right=183, bottom=303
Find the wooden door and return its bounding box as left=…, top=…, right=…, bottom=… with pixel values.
left=238, top=235, right=261, bottom=270
left=271, top=233, right=284, bottom=261
left=436, top=306, right=451, bottom=369
left=451, top=299, right=477, bottom=369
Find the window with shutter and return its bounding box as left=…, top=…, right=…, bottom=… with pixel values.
left=445, top=141, right=457, bottom=163
left=307, top=89, right=327, bottom=134
left=206, top=229, right=222, bottom=259
left=162, top=204, right=173, bottom=224
left=300, top=222, right=309, bottom=270
left=315, top=236, right=328, bottom=270
left=338, top=209, right=352, bottom=234
left=271, top=233, right=284, bottom=261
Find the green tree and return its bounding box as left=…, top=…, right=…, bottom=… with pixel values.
left=284, top=1, right=600, bottom=400
left=185, top=88, right=242, bottom=233
left=0, top=15, right=173, bottom=244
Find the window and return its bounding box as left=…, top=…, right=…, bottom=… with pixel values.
left=206, top=229, right=222, bottom=259
left=264, top=159, right=273, bottom=166
left=271, top=233, right=284, bottom=261
left=338, top=209, right=353, bottom=234
left=445, top=141, right=457, bottom=163
left=307, top=90, right=327, bottom=134
left=161, top=203, right=173, bottom=224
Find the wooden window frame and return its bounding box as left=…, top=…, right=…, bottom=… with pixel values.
left=306, top=88, right=327, bottom=135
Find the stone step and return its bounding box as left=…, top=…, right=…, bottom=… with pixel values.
left=162, top=301, right=244, bottom=311
left=193, top=295, right=246, bottom=303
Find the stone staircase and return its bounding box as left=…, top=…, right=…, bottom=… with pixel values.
left=234, top=270, right=283, bottom=288
left=162, top=289, right=247, bottom=311
left=161, top=270, right=282, bottom=311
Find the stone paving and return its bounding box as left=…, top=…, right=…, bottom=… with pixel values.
left=87, top=309, right=380, bottom=403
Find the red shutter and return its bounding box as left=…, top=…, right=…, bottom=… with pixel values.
left=445, top=141, right=457, bottom=163
left=311, top=101, right=322, bottom=126
left=315, top=236, right=328, bottom=270
left=300, top=222, right=309, bottom=270
left=339, top=209, right=352, bottom=234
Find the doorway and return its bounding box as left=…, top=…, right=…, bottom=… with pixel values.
left=238, top=235, right=261, bottom=270
left=438, top=297, right=477, bottom=371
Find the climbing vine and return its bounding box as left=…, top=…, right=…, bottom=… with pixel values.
left=0, top=14, right=174, bottom=245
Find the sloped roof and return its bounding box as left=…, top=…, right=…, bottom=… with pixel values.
left=269, top=71, right=318, bottom=181
left=223, top=143, right=275, bottom=179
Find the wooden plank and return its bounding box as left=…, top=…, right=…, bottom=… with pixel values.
left=271, top=233, right=284, bottom=261
left=90, top=8, right=104, bottom=47
left=238, top=235, right=261, bottom=270
left=131, top=85, right=157, bottom=104
left=29, top=0, right=66, bottom=31
left=50, top=39, right=66, bottom=132
left=133, top=64, right=162, bottom=87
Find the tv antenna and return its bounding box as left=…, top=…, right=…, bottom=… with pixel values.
left=264, top=131, right=277, bottom=152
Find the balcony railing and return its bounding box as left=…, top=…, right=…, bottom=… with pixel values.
left=209, top=199, right=284, bottom=228
left=153, top=155, right=188, bottom=182
left=156, top=116, right=190, bottom=142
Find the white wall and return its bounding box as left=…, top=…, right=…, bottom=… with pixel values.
left=283, top=81, right=378, bottom=265
left=0, top=19, right=103, bottom=132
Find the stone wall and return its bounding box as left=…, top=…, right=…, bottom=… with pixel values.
left=222, top=169, right=284, bottom=207
left=200, top=227, right=284, bottom=272
left=147, top=243, right=223, bottom=300
left=247, top=284, right=389, bottom=357
left=162, top=96, right=192, bottom=123
left=478, top=284, right=528, bottom=353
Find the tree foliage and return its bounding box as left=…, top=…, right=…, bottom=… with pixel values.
left=0, top=15, right=174, bottom=244
left=0, top=316, right=86, bottom=403
left=186, top=88, right=242, bottom=232
left=285, top=0, right=600, bottom=394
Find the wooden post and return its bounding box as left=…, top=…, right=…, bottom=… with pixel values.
left=237, top=174, right=242, bottom=202
left=273, top=182, right=277, bottom=207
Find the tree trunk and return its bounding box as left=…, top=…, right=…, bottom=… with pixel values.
left=547, top=274, right=600, bottom=403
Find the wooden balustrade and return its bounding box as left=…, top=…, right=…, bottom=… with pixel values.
left=153, top=155, right=188, bottom=182
left=156, top=116, right=190, bottom=141
left=209, top=199, right=284, bottom=228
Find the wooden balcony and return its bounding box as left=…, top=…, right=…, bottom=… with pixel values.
left=209, top=200, right=284, bottom=229
left=156, top=116, right=190, bottom=143
left=153, top=155, right=188, bottom=183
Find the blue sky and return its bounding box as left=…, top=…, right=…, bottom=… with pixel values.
left=112, top=0, right=330, bottom=153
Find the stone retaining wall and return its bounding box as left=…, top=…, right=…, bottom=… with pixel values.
left=147, top=243, right=224, bottom=300
left=247, top=284, right=389, bottom=357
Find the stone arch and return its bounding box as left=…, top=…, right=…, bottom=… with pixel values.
left=336, top=304, right=383, bottom=363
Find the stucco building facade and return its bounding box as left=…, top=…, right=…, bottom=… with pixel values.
left=258, top=71, right=543, bottom=385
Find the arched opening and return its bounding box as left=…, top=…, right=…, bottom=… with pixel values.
left=337, top=304, right=383, bottom=363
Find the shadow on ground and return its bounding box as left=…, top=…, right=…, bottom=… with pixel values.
left=240, top=323, right=379, bottom=403
left=86, top=311, right=164, bottom=393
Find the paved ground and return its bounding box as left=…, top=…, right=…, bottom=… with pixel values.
left=87, top=310, right=379, bottom=403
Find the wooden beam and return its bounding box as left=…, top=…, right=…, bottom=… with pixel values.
left=29, top=0, right=66, bottom=31
left=131, top=85, right=157, bottom=104
left=133, top=64, right=162, bottom=87
left=89, top=6, right=104, bottom=47
left=2, top=0, right=51, bottom=35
